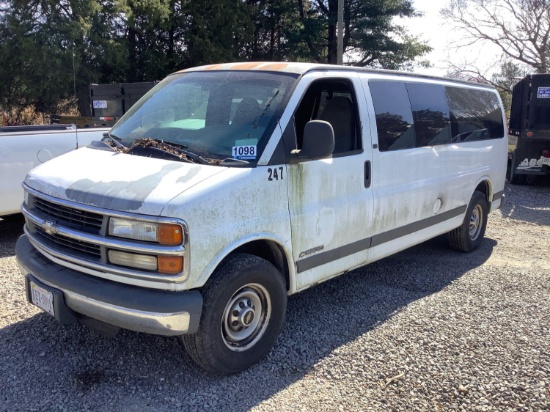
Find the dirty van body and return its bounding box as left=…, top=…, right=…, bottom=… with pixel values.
left=16, top=62, right=507, bottom=375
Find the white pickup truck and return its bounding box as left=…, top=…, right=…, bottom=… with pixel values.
left=0, top=125, right=109, bottom=217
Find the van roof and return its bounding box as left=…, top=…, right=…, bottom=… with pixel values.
left=178, top=62, right=495, bottom=89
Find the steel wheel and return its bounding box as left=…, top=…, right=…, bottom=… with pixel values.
left=182, top=253, right=287, bottom=375
left=222, top=283, right=271, bottom=351
left=469, top=204, right=484, bottom=241
left=448, top=191, right=488, bottom=252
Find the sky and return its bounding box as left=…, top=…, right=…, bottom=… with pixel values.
left=400, top=0, right=502, bottom=77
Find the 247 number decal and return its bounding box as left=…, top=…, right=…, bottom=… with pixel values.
left=268, top=167, right=284, bottom=181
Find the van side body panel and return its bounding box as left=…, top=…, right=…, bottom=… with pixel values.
left=358, top=73, right=507, bottom=265
left=285, top=71, right=507, bottom=292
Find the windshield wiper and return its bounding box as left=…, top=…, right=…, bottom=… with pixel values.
left=148, top=138, right=188, bottom=150
left=220, top=158, right=250, bottom=166
left=135, top=138, right=210, bottom=165
left=102, top=133, right=126, bottom=150
left=150, top=138, right=209, bottom=164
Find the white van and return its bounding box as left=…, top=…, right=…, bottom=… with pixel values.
left=16, top=63, right=507, bottom=375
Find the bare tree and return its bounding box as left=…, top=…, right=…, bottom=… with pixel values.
left=442, top=0, right=550, bottom=73
left=445, top=59, right=528, bottom=110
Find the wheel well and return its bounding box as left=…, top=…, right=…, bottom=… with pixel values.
left=475, top=180, right=490, bottom=201
left=230, top=240, right=290, bottom=291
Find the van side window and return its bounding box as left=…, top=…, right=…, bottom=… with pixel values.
left=405, top=83, right=451, bottom=147
left=446, top=87, right=504, bottom=141
left=369, top=81, right=415, bottom=151
left=294, top=80, right=360, bottom=154
left=370, top=80, right=504, bottom=151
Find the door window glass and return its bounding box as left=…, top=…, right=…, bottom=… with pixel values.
left=369, top=81, right=415, bottom=151
left=294, top=80, right=360, bottom=154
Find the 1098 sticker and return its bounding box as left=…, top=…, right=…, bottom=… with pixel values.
left=232, top=145, right=257, bottom=160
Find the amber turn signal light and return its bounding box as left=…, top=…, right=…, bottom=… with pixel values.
left=158, top=256, right=183, bottom=274
left=158, top=223, right=183, bottom=245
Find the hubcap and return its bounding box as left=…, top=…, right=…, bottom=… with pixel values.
left=469, top=204, right=483, bottom=241
left=222, top=284, right=271, bottom=351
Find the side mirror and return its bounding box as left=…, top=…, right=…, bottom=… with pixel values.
left=292, top=120, right=335, bottom=160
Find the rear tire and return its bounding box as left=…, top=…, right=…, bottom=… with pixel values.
left=448, top=191, right=488, bottom=252
left=183, top=253, right=287, bottom=375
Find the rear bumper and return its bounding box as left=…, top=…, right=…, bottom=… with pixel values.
left=16, top=235, right=202, bottom=336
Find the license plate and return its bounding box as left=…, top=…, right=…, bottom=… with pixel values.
left=30, top=281, right=55, bottom=317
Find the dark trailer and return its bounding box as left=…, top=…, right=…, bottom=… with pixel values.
left=51, top=82, right=158, bottom=128
left=508, top=74, right=550, bottom=184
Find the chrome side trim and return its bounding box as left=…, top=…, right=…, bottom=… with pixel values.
left=25, top=226, right=184, bottom=287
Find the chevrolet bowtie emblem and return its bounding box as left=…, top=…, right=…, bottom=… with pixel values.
left=43, top=220, right=59, bottom=236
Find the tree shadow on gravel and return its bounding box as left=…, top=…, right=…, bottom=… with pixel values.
left=0, top=235, right=496, bottom=412
left=0, top=214, right=25, bottom=258
left=500, top=178, right=550, bottom=226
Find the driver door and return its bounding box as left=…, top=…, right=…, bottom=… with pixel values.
left=283, top=73, right=374, bottom=290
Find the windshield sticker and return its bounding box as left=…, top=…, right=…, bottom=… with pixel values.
left=235, top=138, right=257, bottom=146
left=232, top=145, right=257, bottom=160
left=537, top=87, right=550, bottom=98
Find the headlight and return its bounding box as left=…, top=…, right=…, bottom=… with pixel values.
left=108, top=217, right=183, bottom=245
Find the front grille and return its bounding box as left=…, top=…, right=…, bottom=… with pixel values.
left=23, top=189, right=188, bottom=282
left=36, top=226, right=102, bottom=257
left=34, top=197, right=103, bottom=231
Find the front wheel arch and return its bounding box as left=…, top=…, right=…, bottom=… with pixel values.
left=195, top=235, right=294, bottom=292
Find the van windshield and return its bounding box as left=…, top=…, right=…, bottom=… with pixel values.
left=108, top=71, right=298, bottom=166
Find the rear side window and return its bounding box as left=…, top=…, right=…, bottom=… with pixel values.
left=369, top=80, right=504, bottom=151
left=446, top=87, right=504, bottom=140
left=369, top=81, right=415, bottom=151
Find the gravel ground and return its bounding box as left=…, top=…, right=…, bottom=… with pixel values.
left=1, top=180, right=548, bottom=412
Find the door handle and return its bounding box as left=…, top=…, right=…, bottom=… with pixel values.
left=364, top=160, right=371, bottom=188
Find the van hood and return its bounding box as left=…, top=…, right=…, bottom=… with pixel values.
left=24, top=147, right=227, bottom=216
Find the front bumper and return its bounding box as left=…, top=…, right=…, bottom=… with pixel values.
left=16, top=235, right=202, bottom=336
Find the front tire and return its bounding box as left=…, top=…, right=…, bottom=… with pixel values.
left=448, top=191, right=488, bottom=252
left=183, top=253, right=287, bottom=375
